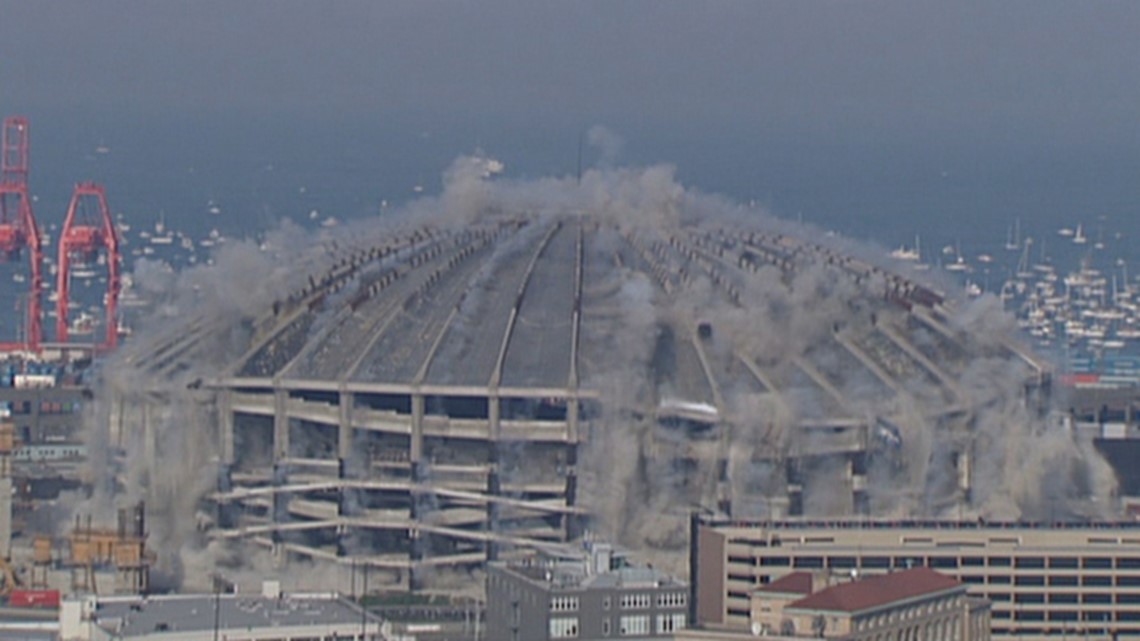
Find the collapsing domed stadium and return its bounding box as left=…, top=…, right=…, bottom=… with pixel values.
left=101, top=158, right=1113, bottom=591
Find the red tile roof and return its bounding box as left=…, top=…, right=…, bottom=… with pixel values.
left=756, top=571, right=814, bottom=595
left=787, top=567, right=961, bottom=614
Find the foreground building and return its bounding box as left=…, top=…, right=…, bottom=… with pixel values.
left=679, top=566, right=989, bottom=641
left=486, top=540, right=688, bottom=640
left=58, top=583, right=386, bottom=641
left=692, top=516, right=1140, bottom=640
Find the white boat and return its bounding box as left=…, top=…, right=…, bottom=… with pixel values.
left=1073, top=224, right=1087, bottom=245
left=69, top=311, right=97, bottom=335
left=1005, top=219, right=1021, bottom=251
left=945, top=243, right=969, bottom=272
left=889, top=236, right=921, bottom=262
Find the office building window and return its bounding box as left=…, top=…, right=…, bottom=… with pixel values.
left=620, top=593, right=651, bottom=609
left=657, top=613, right=687, bottom=633
left=1048, top=611, right=1079, bottom=622
left=656, top=592, right=687, bottom=608
left=551, top=596, right=580, bottom=612
left=620, top=615, right=650, bottom=636
left=828, top=556, right=856, bottom=569
left=550, top=617, right=580, bottom=638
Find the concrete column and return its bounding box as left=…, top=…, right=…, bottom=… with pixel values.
left=411, top=394, right=424, bottom=463
left=219, top=389, right=235, bottom=465
left=486, top=468, right=500, bottom=561
left=273, top=389, right=289, bottom=460
left=216, top=463, right=235, bottom=529
left=142, top=399, right=157, bottom=478
left=108, top=393, right=123, bottom=449
left=567, top=396, right=579, bottom=442
left=338, top=390, right=354, bottom=461
left=489, top=394, right=501, bottom=440
left=272, top=462, right=289, bottom=545
left=561, top=444, right=578, bottom=540
left=337, top=458, right=356, bottom=557
left=562, top=472, right=577, bottom=541
left=957, top=449, right=972, bottom=510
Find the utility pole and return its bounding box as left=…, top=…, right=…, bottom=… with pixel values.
left=212, top=583, right=221, bottom=641
left=360, top=564, right=369, bottom=640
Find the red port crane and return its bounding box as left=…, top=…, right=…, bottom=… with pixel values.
left=56, top=182, right=120, bottom=350
left=0, top=116, right=43, bottom=352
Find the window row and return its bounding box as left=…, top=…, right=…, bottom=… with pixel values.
left=551, top=617, right=579, bottom=638
left=987, top=592, right=1140, bottom=605
left=758, top=555, right=1140, bottom=570
left=992, top=610, right=1140, bottom=623
left=620, top=593, right=651, bottom=609
left=550, top=596, right=579, bottom=612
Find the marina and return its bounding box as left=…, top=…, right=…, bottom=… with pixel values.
left=889, top=220, right=1140, bottom=390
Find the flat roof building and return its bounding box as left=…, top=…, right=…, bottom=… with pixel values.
left=59, top=583, right=387, bottom=641
left=486, top=541, right=689, bottom=640
left=692, top=517, right=1140, bottom=640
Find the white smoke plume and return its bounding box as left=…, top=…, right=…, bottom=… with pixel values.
left=67, top=149, right=1119, bottom=591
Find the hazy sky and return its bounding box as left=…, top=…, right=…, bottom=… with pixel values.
left=2, top=1, right=1138, bottom=151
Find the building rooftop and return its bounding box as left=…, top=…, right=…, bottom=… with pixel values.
left=84, top=591, right=381, bottom=637
left=495, top=540, right=686, bottom=592
left=506, top=558, right=685, bottom=591
left=786, top=567, right=961, bottom=614
left=755, top=571, right=813, bottom=596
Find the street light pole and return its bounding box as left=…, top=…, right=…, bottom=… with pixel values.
left=360, top=564, right=369, bottom=640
